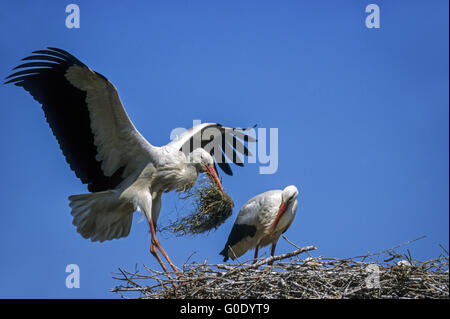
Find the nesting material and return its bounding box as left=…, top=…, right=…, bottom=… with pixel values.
left=112, top=241, right=449, bottom=299
left=165, top=178, right=234, bottom=236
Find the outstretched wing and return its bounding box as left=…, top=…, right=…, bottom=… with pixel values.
left=5, top=47, right=155, bottom=192
left=166, top=122, right=256, bottom=176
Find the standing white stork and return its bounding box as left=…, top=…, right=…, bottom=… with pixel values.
left=220, top=185, right=299, bottom=264
left=5, top=47, right=255, bottom=276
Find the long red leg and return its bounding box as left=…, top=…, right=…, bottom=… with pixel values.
left=253, top=245, right=259, bottom=264
left=149, top=218, right=181, bottom=277
left=268, top=242, right=277, bottom=265
left=149, top=219, right=171, bottom=274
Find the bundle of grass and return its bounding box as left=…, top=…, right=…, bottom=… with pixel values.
left=164, top=177, right=234, bottom=236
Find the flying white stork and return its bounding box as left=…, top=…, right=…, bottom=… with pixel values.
left=5, top=47, right=255, bottom=276
left=220, top=185, right=299, bottom=264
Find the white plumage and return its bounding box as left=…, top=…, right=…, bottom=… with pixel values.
left=220, top=185, right=299, bottom=263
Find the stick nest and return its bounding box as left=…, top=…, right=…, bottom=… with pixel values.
left=162, top=178, right=234, bottom=236
left=112, top=238, right=449, bottom=299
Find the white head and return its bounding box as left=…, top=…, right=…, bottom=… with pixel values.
left=188, top=149, right=224, bottom=194
left=188, top=148, right=214, bottom=171
left=281, top=185, right=299, bottom=205
left=270, top=185, right=299, bottom=232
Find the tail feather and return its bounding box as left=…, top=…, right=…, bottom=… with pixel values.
left=219, top=223, right=258, bottom=262
left=219, top=247, right=229, bottom=262
left=69, top=190, right=134, bottom=242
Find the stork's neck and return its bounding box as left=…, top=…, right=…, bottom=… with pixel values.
left=274, top=199, right=297, bottom=231
left=150, top=163, right=198, bottom=194
left=177, top=164, right=199, bottom=192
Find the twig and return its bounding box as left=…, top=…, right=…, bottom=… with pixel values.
left=282, top=235, right=314, bottom=258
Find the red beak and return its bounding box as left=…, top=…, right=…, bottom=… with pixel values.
left=270, top=202, right=287, bottom=232
left=205, top=165, right=225, bottom=195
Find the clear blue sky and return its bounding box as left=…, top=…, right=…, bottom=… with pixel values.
left=0, top=1, right=448, bottom=298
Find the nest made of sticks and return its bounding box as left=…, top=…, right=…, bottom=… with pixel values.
left=112, top=237, right=449, bottom=299
left=162, top=177, right=234, bottom=236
